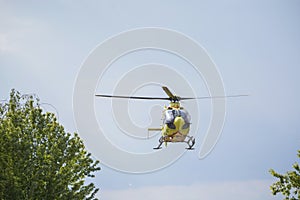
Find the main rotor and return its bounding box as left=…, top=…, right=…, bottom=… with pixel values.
left=95, top=86, right=184, bottom=103
left=95, top=86, right=248, bottom=102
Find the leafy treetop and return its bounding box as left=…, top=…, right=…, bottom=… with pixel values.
left=270, top=150, right=300, bottom=200
left=0, top=89, right=100, bottom=200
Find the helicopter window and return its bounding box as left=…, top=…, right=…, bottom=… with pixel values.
left=164, top=110, right=176, bottom=124
left=182, top=123, right=190, bottom=129
left=178, top=110, right=191, bottom=124
left=167, top=123, right=176, bottom=129
left=163, top=109, right=191, bottom=124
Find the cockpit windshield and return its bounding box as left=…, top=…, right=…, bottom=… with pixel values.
left=163, top=109, right=191, bottom=124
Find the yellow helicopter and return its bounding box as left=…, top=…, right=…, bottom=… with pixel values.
left=96, top=86, right=247, bottom=150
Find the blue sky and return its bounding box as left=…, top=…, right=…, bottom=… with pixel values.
left=1, top=0, right=300, bottom=199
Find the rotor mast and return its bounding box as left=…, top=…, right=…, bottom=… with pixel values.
left=162, top=86, right=181, bottom=108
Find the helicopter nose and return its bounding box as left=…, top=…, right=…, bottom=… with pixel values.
left=174, top=116, right=185, bottom=130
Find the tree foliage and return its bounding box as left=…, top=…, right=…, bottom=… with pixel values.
left=0, top=89, right=100, bottom=199
left=270, top=150, right=300, bottom=200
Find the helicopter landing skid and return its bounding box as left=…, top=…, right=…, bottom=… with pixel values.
left=185, top=136, right=195, bottom=150
left=153, top=136, right=195, bottom=150
left=153, top=136, right=164, bottom=150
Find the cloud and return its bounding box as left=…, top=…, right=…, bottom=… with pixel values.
left=100, top=180, right=281, bottom=200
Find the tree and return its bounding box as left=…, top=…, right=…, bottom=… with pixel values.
left=270, top=150, right=300, bottom=200
left=0, top=89, right=100, bottom=199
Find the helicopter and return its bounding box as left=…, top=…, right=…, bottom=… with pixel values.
left=95, top=86, right=247, bottom=150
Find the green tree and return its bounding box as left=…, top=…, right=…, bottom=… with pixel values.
left=270, top=150, right=300, bottom=200
left=0, top=89, right=100, bottom=199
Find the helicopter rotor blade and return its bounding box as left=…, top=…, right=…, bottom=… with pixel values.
left=162, top=86, right=175, bottom=99
left=95, top=94, right=249, bottom=101
left=179, top=94, right=249, bottom=100
left=95, top=94, right=170, bottom=100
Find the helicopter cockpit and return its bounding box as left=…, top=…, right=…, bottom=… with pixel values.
left=163, top=109, right=191, bottom=129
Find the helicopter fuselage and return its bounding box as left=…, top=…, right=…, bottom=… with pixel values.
left=151, top=103, right=195, bottom=150
left=161, top=106, right=191, bottom=143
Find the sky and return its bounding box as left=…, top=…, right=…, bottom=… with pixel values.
left=1, top=0, right=300, bottom=199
